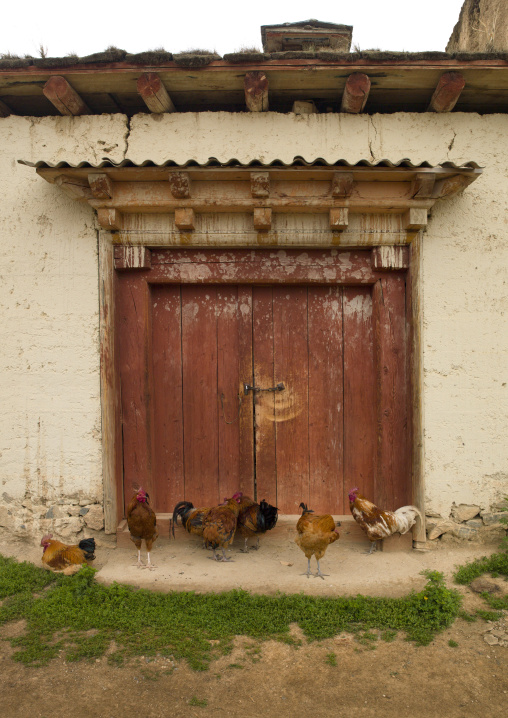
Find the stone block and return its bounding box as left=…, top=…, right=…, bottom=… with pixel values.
left=427, top=519, right=456, bottom=540
left=451, top=503, right=480, bottom=522
left=480, top=512, right=507, bottom=526
left=451, top=524, right=479, bottom=540
left=84, top=504, right=104, bottom=531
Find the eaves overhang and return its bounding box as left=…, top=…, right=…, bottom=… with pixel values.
left=21, top=157, right=483, bottom=248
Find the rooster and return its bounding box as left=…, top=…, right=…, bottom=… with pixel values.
left=202, top=494, right=242, bottom=562
left=126, top=487, right=158, bottom=569
left=230, top=492, right=278, bottom=552
left=295, top=503, right=340, bottom=579
left=348, top=488, right=422, bottom=554
left=40, top=534, right=95, bottom=575
left=172, top=500, right=210, bottom=544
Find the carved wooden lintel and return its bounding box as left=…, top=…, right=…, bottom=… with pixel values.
left=169, top=172, right=191, bottom=199
left=433, top=174, right=474, bottom=198
left=54, top=174, right=94, bottom=200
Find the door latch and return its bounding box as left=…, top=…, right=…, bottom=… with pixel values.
left=244, top=381, right=285, bottom=395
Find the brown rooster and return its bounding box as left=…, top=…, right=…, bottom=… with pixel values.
left=348, top=488, right=422, bottom=554
left=229, top=492, right=278, bottom=552
left=127, top=487, right=158, bottom=569
left=172, top=500, right=210, bottom=544
left=202, top=495, right=242, bottom=562
left=40, top=535, right=96, bottom=575
left=295, top=502, right=340, bottom=579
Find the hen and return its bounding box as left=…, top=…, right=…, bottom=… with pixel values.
left=230, top=492, right=279, bottom=552
left=202, top=494, right=242, bottom=562
left=40, top=534, right=96, bottom=575
left=348, top=488, right=422, bottom=554
left=127, top=487, right=158, bottom=569
left=172, top=500, right=210, bottom=544
left=295, top=502, right=340, bottom=579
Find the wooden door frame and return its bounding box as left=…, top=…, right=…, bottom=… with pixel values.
left=100, top=242, right=424, bottom=545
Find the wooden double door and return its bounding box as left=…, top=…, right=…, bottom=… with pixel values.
left=115, top=248, right=410, bottom=516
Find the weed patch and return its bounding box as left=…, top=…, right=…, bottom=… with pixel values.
left=0, top=557, right=462, bottom=669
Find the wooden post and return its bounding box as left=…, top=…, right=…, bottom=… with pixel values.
left=340, top=73, right=371, bottom=113
left=43, top=76, right=90, bottom=116
left=99, top=232, right=121, bottom=532
left=428, top=72, right=465, bottom=112
left=137, top=73, right=176, bottom=113
left=244, top=71, right=269, bottom=112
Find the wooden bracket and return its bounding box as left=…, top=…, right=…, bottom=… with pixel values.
left=169, top=172, right=191, bottom=199
left=54, top=174, right=94, bottom=200
left=329, top=208, right=348, bottom=231
left=403, top=208, right=428, bottom=231
left=88, top=173, right=114, bottom=199
left=97, top=208, right=123, bottom=230
left=433, top=174, right=475, bottom=198
left=244, top=71, right=269, bottom=112
left=175, top=208, right=195, bottom=230
left=340, top=73, right=371, bottom=114
left=137, top=73, right=175, bottom=113
left=250, top=172, right=270, bottom=198
left=43, top=76, right=90, bottom=116
left=411, top=173, right=436, bottom=198
left=253, top=208, right=272, bottom=231
left=114, top=246, right=152, bottom=270
left=428, top=72, right=465, bottom=113
left=331, top=172, right=354, bottom=198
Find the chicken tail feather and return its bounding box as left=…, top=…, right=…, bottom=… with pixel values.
left=78, top=538, right=96, bottom=561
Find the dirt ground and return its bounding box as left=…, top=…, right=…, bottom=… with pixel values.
left=1, top=527, right=507, bottom=718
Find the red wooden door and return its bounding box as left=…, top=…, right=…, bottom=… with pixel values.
left=115, top=249, right=409, bottom=517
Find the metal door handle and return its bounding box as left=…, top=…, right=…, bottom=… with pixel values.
left=244, top=382, right=285, bottom=395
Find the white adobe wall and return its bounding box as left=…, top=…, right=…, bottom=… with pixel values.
left=0, top=115, right=126, bottom=540
left=0, top=111, right=506, bottom=542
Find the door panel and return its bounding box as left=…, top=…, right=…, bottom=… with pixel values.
left=116, top=249, right=410, bottom=518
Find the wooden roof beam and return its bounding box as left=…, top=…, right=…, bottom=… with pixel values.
left=428, top=72, right=465, bottom=112
left=137, top=73, right=175, bottom=113
left=88, top=173, right=114, bottom=199
left=244, top=71, right=269, bottom=112
left=340, top=73, right=371, bottom=114
left=43, top=76, right=90, bottom=116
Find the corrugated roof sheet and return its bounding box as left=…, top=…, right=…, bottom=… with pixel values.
left=19, top=158, right=482, bottom=170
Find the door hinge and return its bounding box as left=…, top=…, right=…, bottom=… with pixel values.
left=244, top=381, right=285, bottom=395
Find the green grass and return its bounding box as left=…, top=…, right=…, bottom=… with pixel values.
left=453, top=549, right=508, bottom=612
left=325, top=652, right=337, bottom=666
left=0, top=556, right=462, bottom=669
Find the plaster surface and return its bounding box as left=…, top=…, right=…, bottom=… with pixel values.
left=0, top=111, right=507, bottom=538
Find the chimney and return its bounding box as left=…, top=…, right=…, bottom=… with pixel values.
left=261, top=19, right=353, bottom=53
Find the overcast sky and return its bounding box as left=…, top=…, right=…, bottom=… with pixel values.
left=2, top=0, right=465, bottom=59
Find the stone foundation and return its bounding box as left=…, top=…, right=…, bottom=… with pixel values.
left=0, top=491, right=107, bottom=546
left=426, top=501, right=507, bottom=544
